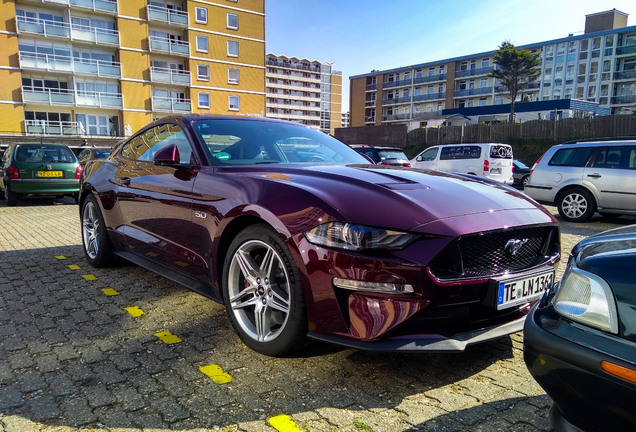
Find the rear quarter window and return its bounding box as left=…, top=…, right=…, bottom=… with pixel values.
left=548, top=147, right=595, bottom=167
left=489, top=145, right=513, bottom=159
left=440, top=146, right=481, bottom=160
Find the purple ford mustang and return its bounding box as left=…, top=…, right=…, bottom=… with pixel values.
left=80, top=115, right=560, bottom=356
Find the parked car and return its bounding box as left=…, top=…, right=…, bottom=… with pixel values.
left=411, top=143, right=514, bottom=184
left=512, top=159, right=531, bottom=187
left=524, top=224, right=636, bottom=432
left=350, top=145, right=411, bottom=167
left=0, top=143, right=82, bottom=206
left=80, top=115, right=560, bottom=356
left=524, top=138, right=636, bottom=222
left=77, top=147, right=112, bottom=166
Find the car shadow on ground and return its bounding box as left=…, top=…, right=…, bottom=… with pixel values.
left=0, top=196, right=77, bottom=207
left=0, top=244, right=532, bottom=431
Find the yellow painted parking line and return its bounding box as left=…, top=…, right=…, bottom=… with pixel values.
left=55, top=256, right=66, bottom=260
left=82, top=274, right=97, bottom=281
left=154, top=331, right=182, bottom=344
left=102, top=288, right=119, bottom=296
left=268, top=415, right=305, bottom=432
left=125, top=306, right=145, bottom=317
left=199, top=364, right=232, bottom=384
left=145, top=251, right=159, bottom=257
left=68, top=264, right=81, bottom=270
left=174, top=261, right=189, bottom=267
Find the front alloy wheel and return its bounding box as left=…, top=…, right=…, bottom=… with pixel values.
left=81, top=195, right=116, bottom=267
left=223, top=224, right=306, bottom=356
left=557, top=188, right=596, bottom=222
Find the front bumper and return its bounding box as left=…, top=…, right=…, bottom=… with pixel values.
left=523, top=302, right=636, bottom=431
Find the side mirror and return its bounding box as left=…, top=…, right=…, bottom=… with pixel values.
left=416, top=156, right=423, bottom=162
left=153, top=144, right=180, bottom=165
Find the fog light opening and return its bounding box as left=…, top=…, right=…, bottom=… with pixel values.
left=333, top=277, right=414, bottom=294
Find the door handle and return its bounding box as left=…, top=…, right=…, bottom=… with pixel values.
left=586, top=173, right=601, bottom=179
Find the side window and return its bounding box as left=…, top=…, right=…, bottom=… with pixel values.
left=549, top=147, right=594, bottom=167
left=419, top=147, right=439, bottom=161
left=121, top=124, right=195, bottom=164
left=592, top=146, right=636, bottom=169
left=440, top=146, right=481, bottom=160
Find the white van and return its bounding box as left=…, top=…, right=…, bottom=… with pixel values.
left=411, top=143, right=514, bottom=184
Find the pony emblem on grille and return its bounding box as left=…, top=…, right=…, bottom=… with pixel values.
left=505, top=238, right=529, bottom=256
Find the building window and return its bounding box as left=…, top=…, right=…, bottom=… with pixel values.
left=198, top=92, right=210, bottom=109
left=197, top=64, right=209, bottom=81
left=227, top=13, right=238, bottom=30
left=228, top=68, right=239, bottom=84
left=196, top=36, right=208, bottom=53
left=480, top=78, right=488, bottom=88
left=227, top=40, right=239, bottom=57
left=195, top=7, right=208, bottom=24
left=229, top=95, right=240, bottom=111
left=479, top=97, right=487, bottom=106
left=482, top=58, right=490, bottom=68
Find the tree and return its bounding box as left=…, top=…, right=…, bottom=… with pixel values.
left=491, top=41, right=541, bottom=122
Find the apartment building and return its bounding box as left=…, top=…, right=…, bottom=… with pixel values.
left=0, top=0, right=265, bottom=138
left=265, top=54, right=342, bottom=135
left=350, top=9, right=636, bottom=130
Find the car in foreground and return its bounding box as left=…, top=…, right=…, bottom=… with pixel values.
left=524, top=138, right=636, bottom=222
left=524, top=225, right=636, bottom=432
left=77, top=147, right=112, bottom=166
left=350, top=145, right=411, bottom=167
left=512, top=159, right=531, bottom=187
left=0, top=142, right=82, bottom=206
left=80, top=115, right=560, bottom=356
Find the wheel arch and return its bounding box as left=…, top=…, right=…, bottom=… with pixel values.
left=555, top=184, right=598, bottom=208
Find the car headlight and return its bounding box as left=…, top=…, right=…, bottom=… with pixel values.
left=304, top=222, right=418, bottom=251
left=553, top=267, right=619, bottom=334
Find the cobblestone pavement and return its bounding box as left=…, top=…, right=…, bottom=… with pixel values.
left=1, top=197, right=634, bottom=432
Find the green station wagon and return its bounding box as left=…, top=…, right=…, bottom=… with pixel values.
left=0, top=143, right=82, bottom=206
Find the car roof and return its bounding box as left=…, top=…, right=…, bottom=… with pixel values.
left=561, top=137, right=636, bottom=145
left=350, top=145, right=404, bottom=150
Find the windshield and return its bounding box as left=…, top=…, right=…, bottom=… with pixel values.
left=191, top=119, right=369, bottom=166
left=15, top=145, right=76, bottom=163
left=378, top=150, right=408, bottom=160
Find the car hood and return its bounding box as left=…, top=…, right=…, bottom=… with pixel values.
left=224, top=164, right=555, bottom=233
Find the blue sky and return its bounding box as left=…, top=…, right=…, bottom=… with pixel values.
left=265, top=0, right=636, bottom=111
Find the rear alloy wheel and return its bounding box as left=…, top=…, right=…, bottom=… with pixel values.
left=81, top=195, right=116, bottom=267
left=557, top=188, right=596, bottom=222
left=222, top=224, right=307, bottom=356
left=5, top=186, right=18, bottom=206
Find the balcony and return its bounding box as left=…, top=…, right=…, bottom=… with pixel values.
left=22, top=86, right=123, bottom=108
left=365, top=100, right=376, bottom=107
left=149, top=36, right=189, bottom=56
left=150, top=67, right=190, bottom=85
left=19, top=51, right=121, bottom=78
left=151, top=96, right=192, bottom=112
left=414, top=73, right=446, bottom=84
left=25, top=119, right=83, bottom=135
left=383, top=78, right=413, bottom=89
left=365, top=83, right=377, bottom=91
left=147, top=4, right=188, bottom=26
left=613, top=70, right=636, bottom=80
left=382, top=113, right=412, bottom=121
left=71, top=0, right=117, bottom=14
left=413, top=92, right=445, bottom=102
left=382, top=96, right=412, bottom=105
left=616, top=45, right=636, bottom=56
left=364, top=116, right=375, bottom=123
left=453, top=86, right=493, bottom=97
left=611, top=94, right=636, bottom=104
left=455, top=66, right=494, bottom=78
left=16, top=16, right=120, bottom=46
left=266, top=60, right=321, bottom=73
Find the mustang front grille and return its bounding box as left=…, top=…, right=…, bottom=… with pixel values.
left=429, top=226, right=559, bottom=280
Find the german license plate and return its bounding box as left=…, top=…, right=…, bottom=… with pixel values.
left=36, top=171, right=63, bottom=178
left=495, top=269, right=554, bottom=310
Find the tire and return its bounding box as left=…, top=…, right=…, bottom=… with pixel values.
left=5, top=186, right=18, bottom=206
left=522, top=175, right=530, bottom=187
left=222, top=224, right=307, bottom=356
left=81, top=195, right=116, bottom=267
left=557, top=188, right=596, bottom=222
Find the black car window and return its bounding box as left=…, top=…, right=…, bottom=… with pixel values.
left=418, top=147, right=438, bottom=161
left=549, top=147, right=594, bottom=167
left=440, top=146, right=481, bottom=160
left=592, top=146, right=636, bottom=169
left=122, top=123, right=194, bottom=165
left=15, top=145, right=75, bottom=163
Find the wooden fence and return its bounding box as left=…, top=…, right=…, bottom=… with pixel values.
left=407, top=115, right=636, bottom=147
